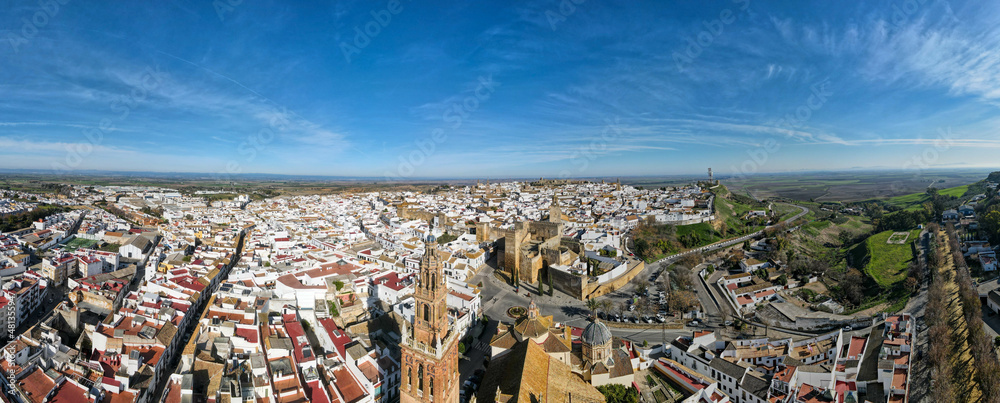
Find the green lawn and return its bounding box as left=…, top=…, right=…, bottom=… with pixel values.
left=858, top=229, right=920, bottom=288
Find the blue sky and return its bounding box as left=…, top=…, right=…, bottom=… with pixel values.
left=2, top=0, right=1000, bottom=179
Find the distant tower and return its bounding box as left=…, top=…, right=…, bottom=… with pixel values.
left=708, top=168, right=714, bottom=184
left=549, top=194, right=562, bottom=223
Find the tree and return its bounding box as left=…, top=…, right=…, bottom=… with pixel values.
left=635, top=279, right=649, bottom=296
left=596, top=384, right=638, bottom=403
left=680, top=253, right=702, bottom=269
left=903, top=277, right=919, bottom=294
left=458, top=342, right=466, bottom=354
left=668, top=290, right=699, bottom=313
left=776, top=274, right=788, bottom=286
left=671, top=267, right=693, bottom=290
left=586, top=298, right=600, bottom=314
left=616, top=301, right=629, bottom=316
left=982, top=210, right=1000, bottom=244
left=841, top=269, right=866, bottom=306
left=600, top=299, right=614, bottom=315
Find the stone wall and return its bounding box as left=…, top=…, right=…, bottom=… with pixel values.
left=550, top=267, right=586, bottom=300
left=583, top=260, right=645, bottom=300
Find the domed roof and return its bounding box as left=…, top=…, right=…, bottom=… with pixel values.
left=581, top=320, right=612, bottom=346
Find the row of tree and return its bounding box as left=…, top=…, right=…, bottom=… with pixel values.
left=927, top=223, right=1000, bottom=403
left=0, top=204, right=70, bottom=232
left=946, top=223, right=1000, bottom=402
left=926, top=225, right=956, bottom=402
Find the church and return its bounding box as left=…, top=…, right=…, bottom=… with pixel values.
left=398, top=236, right=461, bottom=402
left=480, top=300, right=635, bottom=402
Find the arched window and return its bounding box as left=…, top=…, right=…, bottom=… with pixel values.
left=406, top=366, right=411, bottom=388
left=418, top=364, right=424, bottom=391
left=424, top=304, right=430, bottom=322
left=430, top=377, right=434, bottom=397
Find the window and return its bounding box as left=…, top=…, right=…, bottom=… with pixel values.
left=418, top=364, right=424, bottom=391
left=424, top=305, right=430, bottom=322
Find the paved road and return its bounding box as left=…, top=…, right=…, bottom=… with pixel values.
left=473, top=261, right=591, bottom=329
left=474, top=203, right=809, bottom=344
left=654, top=203, right=808, bottom=264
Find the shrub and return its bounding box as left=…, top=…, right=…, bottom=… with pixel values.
left=596, top=384, right=638, bottom=403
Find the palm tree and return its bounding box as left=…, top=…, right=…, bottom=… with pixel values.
left=600, top=299, right=614, bottom=316
left=586, top=298, right=600, bottom=315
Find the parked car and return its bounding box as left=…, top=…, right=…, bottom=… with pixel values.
left=724, top=320, right=734, bottom=327
left=843, top=325, right=852, bottom=331
left=687, top=319, right=701, bottom=327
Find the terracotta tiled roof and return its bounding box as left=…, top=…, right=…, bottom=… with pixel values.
left=19, top=368, right=55, bottom=403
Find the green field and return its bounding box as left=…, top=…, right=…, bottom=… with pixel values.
left=63, top=237, right=98, bottom=250
left=885, top=184, right=970, bottom=209
left=939, top=184, right=969, bottom=197
left=854, top=229, right=920, bottom=288
left=725, top=169, right=986, bottom=202
left=774, top=203, right=802, bottom=222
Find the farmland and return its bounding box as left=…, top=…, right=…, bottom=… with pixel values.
left=725, top=169, right=985, bottom=202
left=884, top=184, right=971, bottom=210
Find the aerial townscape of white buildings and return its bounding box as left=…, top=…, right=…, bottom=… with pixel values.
left=0, top=179, right=922, bottom=403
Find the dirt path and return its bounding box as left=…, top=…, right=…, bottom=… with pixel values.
left=937, top=230, right=984, bottom=402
